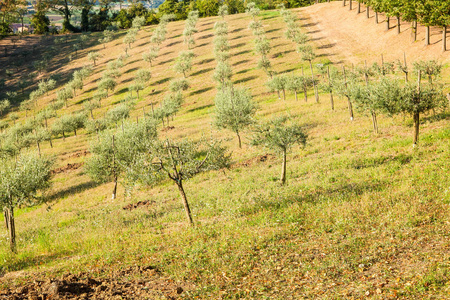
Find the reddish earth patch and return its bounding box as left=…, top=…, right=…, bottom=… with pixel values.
left=161, top=126, right=175, bottom=131
left=123, top=200, right=155, bottom=211
left=232, top=154, right=276, bottom=169
left=51, top=163, right=83, bottom=175
left=0, top=266, right=191, bottom=299
left=68, top=150, right=90, bottom=158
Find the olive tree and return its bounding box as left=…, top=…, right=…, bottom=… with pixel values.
left=299, top=44, right=319, bottom=103
left=252, top=117, right=307, bottom=185
left=174, top=50, right=194, bottom=78
left=0, top=154, right=54, bottom=252
left=0, top=99, right=10, bottom=116
left=127, top=137, right=230, bottom=225
left=143, top=46, right=159, bottom=67
left=214, top=86, right=257, bottom=148
left=85, top=120, right=157, bottom=200
left=88, top=51, right=102, bottom=66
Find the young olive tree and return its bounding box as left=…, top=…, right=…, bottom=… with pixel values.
left=88, top=51, right=102, bottom=66
left=267, top=75, right=288, bottom=100
left=287, top=75, right=314, bottom=102
left=399, top=80, right=447, bottom=146
left=142, top=46, right=159, bottom=67
left=299, top=44, right=319, bottom=103
left=252, top=117, right=307, bottom=185
left=214, top=86, right=257, bottom=148
left=0, top=154, right=54, bottom=252
left=174, top=50, right=194, bottom=78
left=128, top=137, right=230, bottom=225
left=85, top=120, right=157, bottom=200
left=99, top=29, right=114, bottom=49
left=169, top=78, right=190, bottom=93
left=0, top=99, right=11, bottom=116
left=218, top=4, right=228, bottom=19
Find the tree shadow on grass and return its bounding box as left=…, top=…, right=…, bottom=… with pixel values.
left=48, top=180, right=101, bottom=203
left=234, top=50, right=252, bottom=56
left=166, top=40, right=182, bottom=47
left=231, top=42, right=246, bottom=49
left=187, top=103, right=214, bottom=113
left=2, top=250, right=78, bottom=273
left=196, top=42, right=210, bottom=48
left=153, top=77, right=172, bottom=86
left=124, top=67, right=139, bottom=74
left=198, top=33, right=214, bottom=40
left=266, top=28, right=281, bottom=33
left=238, top=180, right=388, bottom=216
left=307, top=30, right=321, bottom=35
left=236, top=69, right=252, bottom=75
left=233, top=75, right=258, bottom=84
left=191, top=68, right=214, bottom=77
left=318, top=43, right=336, bottom=49
left=189, top=86, right=214, bottom=96
left=196, top=58, right=214, bottom=65
left=232, top=59, right=251, bottom=66
left=158, top=58, right=174, bottom=65
left=230, top=35, right=246, bottom=41
left=231, top=27, right=245, bottom=33
left=159, top=50, right=174, bottom=57
left=272, top=50, right=295, bottom=58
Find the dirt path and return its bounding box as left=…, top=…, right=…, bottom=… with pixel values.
left=300, top=2, right=450, bottom=66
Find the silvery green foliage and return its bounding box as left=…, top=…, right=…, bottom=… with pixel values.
left=0, top=99, right=10, bottom=115
left=52, top=113, right=87, bottom=138
left=142, top=46, right=159, bottom=66
left=85, top=119, right=158, bottom=186
left=99, top=29, right=114, bottom=48
left=246, top=2, right=260, bottom=20
left=174, top=51, right=194, bottom=78
left=88, top=51, right=101, bottom=66
left=0, top=122, right=34, bottom=156
left=214, top=21, right=228, bottom=36
left=169, top=78, right=190, bottom=92
left=412, top=60, right=443, bottom=84
left=266, top=75, right=289, bottom=99
left=127, top=137, right=231, bottom=186
left=123, top=28, right=138, bottom=48
left=218, top=4, right=228, bottom=19
left=0, top=153, right=54, bottom=208
left=84, top=118, right=108, bottom=135
left=154, top=92, right=183, bottom=124
left=298, top=44, right=316, bottom=62
left=106, top=104, right=131, bottom=124
left=252, top=116, right=307, bottom=155
left=132, top=16, right=146, bottom=29
left=98, top=75, right=117, bottom=96
left=37, top=78, right=56, bottom=96
left=213, top=61, right=232, bottom=87
left=287, top=75, right=314, bottom=95
left=214, top=87, right=257, bottom=147
left=213, top=35, right=230, bottom=54
left=36, top=108, right=57, bottom=128
left=248, top=20, right=263, bottom=35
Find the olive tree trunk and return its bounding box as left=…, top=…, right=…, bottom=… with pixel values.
left=413, top=112, right=420, bottom=146
left=443, top=26, right=447, bottom=52
left=397, top=16, right=401, bottom=34
left=6, top=206, right=16, bottom=252
left=280, top=149, right=287, bottom=185
left=309, top=61, right=319, bottom=103
left=236, top=131, right=242, bottom=148
left=425, top=26, right=430, bottom=45
left=176, top=181, right=194, bottom=225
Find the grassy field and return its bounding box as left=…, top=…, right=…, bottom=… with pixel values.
left=1, top=2, right=450, bottom=298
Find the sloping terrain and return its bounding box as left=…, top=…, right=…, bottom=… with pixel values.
left=0, top=2, right=449, bottom=299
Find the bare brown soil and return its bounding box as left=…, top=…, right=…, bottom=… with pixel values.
left=302, top=2, right=450, bottom=65
left=0, top=266, right=191, bottom=299
left=231, top=154, right=276, bottom=169
left=123, top=200, right=155, bottom=211
left=51, top=163, right=83, bottom=175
